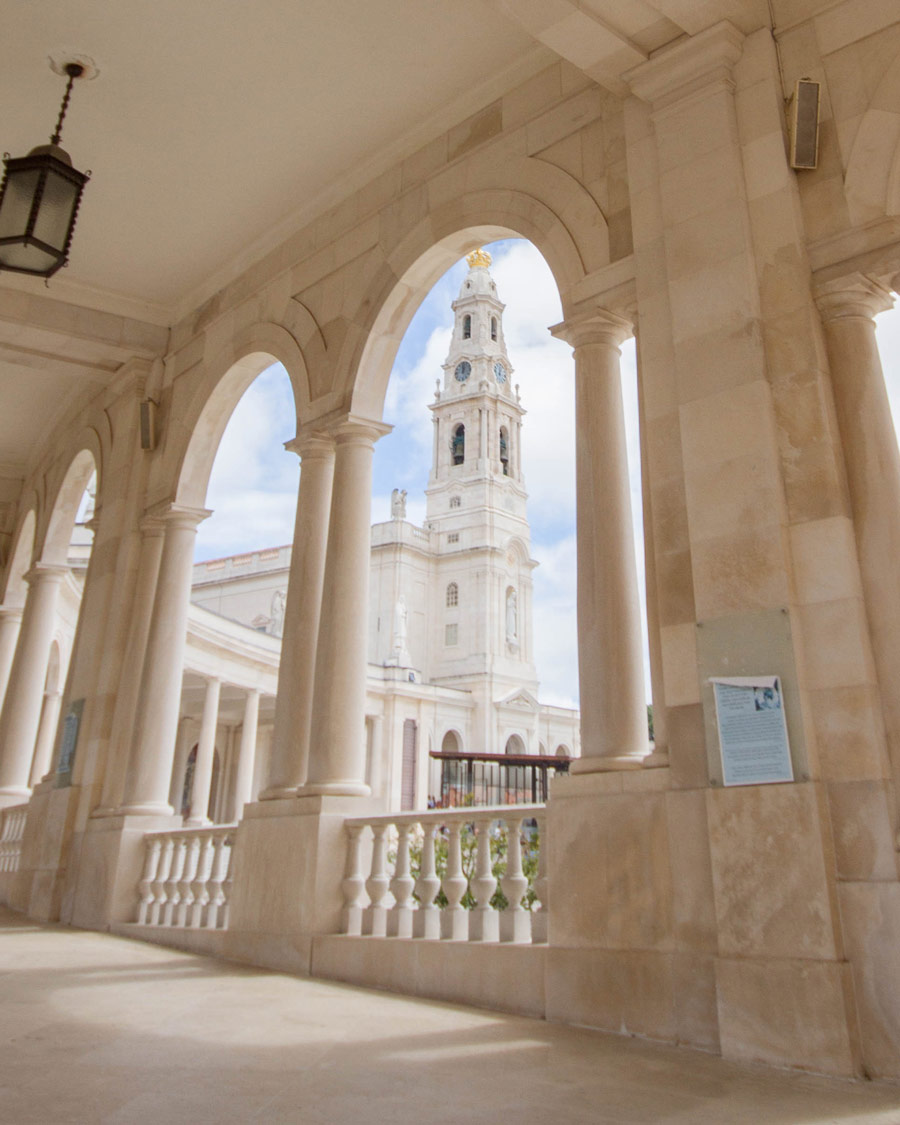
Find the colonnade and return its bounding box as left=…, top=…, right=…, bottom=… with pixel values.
left=1, top=274, right=897, bottom=825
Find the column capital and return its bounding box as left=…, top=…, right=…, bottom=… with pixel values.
left=284, top=430, right=336, bottom=461
left=551, top=308, right=634, bottom=351
left=23, top=562, right=69, bottom=588
left=325, top=415, right=393, bottom=447
left=625, top=21, right=744, bottom=110
left=814, top=273, right=895, bottom=323
left=142, top=500, right=212, bottom=531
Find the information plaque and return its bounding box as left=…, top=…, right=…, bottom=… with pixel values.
left=710, top=676, right=793, bottom=786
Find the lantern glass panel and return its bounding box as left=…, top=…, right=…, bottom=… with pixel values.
left=0, top=241, right=57, bottom=274
left=32, top=168, right=80, bottom=253
left=0, top=168, right=40, bottom=239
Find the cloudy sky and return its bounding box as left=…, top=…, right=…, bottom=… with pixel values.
left=194, top=240, right=900, bottom=711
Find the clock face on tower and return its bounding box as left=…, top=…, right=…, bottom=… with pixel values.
left=494, top=362, right=507, bottom=384
left=454, top=361, right=471, bottom=382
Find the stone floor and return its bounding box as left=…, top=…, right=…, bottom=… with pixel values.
left=2, top=907, right=900, bottom=1124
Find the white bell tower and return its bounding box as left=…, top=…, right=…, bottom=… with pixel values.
left=425, top=249, right=538, bottom=715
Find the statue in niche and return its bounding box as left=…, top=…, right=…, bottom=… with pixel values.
left=270, top=588, right=286, bottom=637
left=391, top=488, right=407, bottom=519
left=506, top=587, right=518, bottom=644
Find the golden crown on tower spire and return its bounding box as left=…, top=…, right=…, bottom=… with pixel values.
left=466, top=248, right=492, bottom=269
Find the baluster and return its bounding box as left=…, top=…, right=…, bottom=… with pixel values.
left=364, top=823, right=391, bottom=937
left=205, top=834, right=229, bottom=929
left=150, top=836, right=174, bottom=924
left=441, top=821, right=468, bottom=941
left=341, top=824, right=367, bottom=935
left=220, top=834, right=235, bottom=928
left=388, top=822, right=415, bottom=938
left=500, top=816, right=531, bottom=943
left=414, top=821, right=441, bottom=940
left=136, top=837, right=162, bottom=924
left=176, top=835, right=201, bottom=927
left=531, top=813, right=549, bottom=944
left=162, top=835, right=187, bottom=926
left=468, top=815, right=499, bottom=942
left=189, top=835, right=215, bottom=928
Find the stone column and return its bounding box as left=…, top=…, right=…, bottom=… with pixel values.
left=553, top=312, right=647, bottom=771
left=232, top=688, right=260, bottom=818
left=120, top=505, right=209, bottom=815
left=95, top=517, right=165, bottom=815
left=29, top=689, right=63, bottom=786
left=185, top=677, right=220, bottom=826
left=304, top=418, right=390, bottom=796
left=0, top=606, right=23, bottom=714
left=261, top=433, right=335, bottom=797
left=815, top=273, right=900, bottom=786
left=0, top=564, right=68, bottom=802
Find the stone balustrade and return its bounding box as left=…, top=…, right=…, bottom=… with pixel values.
left=341, top=806, right=548, bottom=944
left=135, top=826, right=235, bottom=930
left=0, top=803, right=27, bottom=906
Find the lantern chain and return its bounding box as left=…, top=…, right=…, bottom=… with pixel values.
left=50, top=63, right=84, bottom=147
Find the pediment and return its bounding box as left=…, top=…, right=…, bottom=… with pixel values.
left=498, top=688, right=539, bottom=711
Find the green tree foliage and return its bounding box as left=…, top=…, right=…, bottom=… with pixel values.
left=398, top=820, right=541, bottom=912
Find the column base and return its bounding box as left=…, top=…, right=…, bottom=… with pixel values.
left=258, top=785, right=300, bottom=801
left=184, top=815, right=211, bottom=828
left=642, top=749, right=670, bottom=769
left=570, top=754, right=645, bottom=774
left=117, top=801, right=175, bottom=817
left=300, top=780, right=371, bottom=798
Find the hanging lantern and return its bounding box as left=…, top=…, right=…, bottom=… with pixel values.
left=0, top=62, right=91, bottom=279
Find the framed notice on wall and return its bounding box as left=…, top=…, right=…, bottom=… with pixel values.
left=55, top=697, right=85, bottom=785
left=710, top=676, right=793, bottom=786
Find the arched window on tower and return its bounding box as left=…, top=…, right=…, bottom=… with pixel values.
left=463, top=314, right=471, bottom=339
left=446, top=582, right=458, bottom=607
left=452, top=423, right=465, bottom=465
left=449, top=495, right=461, bottom=509
left=491, top=316, right=498, bottom=341
left=499, top=426, right=509, bottom=475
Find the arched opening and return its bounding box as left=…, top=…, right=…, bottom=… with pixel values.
left=491, top=316, right=498, bottom=341
left=160, top=347, right=306, bottom=816
left=358, top=232, right=647, bottom=808
left=462, top=314, right=471, bottom=339
left=446, top=582, right=458, bottom=607
left=451, top=423, right=465, bottom=465
left=505, top=734, right=526, bottom=755
left=441, top=729, right=461, bottom=754
left=24, top=449, right=99, bottom=785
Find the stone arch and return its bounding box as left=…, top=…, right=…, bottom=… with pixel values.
left=173, top=322, right=312, bottom=509
left=505, top=733, right=526, bottom=755
left=40, top=447, right=100, bottom=566
left=555, top=743, right=571, bottom=758
left=2, top=507, right=36, bottom=606
left=844, top=52, right=900, bottom=225
left=441, top=729, right=462, bottom=754
left=504, top=536, right=530, bottom=565
left=346, top=181, right=597, bottom=420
